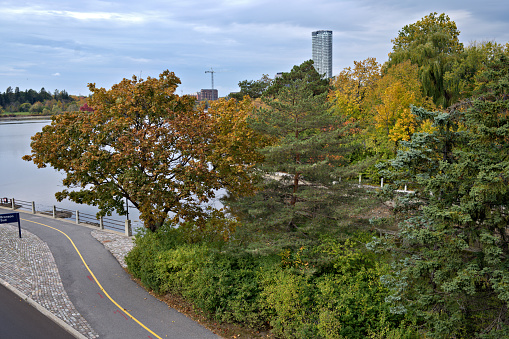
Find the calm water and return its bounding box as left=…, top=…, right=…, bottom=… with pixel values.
left=0, top=119, right=142, bottom=231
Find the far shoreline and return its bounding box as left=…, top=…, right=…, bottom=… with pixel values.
left=0, top=115, right=53, bottom=121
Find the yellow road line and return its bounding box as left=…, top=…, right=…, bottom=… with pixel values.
left=21, top=218, right=163, bottom=339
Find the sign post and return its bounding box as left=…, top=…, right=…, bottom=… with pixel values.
left=0, top=213, right=21, bottom=238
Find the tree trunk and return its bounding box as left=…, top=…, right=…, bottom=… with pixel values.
left=291, top=172, right=299, bottom=206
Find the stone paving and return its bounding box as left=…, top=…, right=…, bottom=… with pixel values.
left=0, top=224, right=134, bottom=338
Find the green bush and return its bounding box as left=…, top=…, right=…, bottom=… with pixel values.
left=126, top=225, right=275, bottom=328
left=126, top=227, right=417, bottom=337
left=260, top=267, right=317, bottom=338
left=314, top=235, right=409, bottom=338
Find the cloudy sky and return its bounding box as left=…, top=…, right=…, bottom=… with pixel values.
left=1, top=0, right=508, bottom=97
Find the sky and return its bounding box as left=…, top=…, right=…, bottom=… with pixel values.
left=1, top=0, right=509, bottom=98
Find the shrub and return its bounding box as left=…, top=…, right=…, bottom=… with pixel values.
left=126, top=227, right=417, bottom=337
left=260, top=267, right=318, bottom=338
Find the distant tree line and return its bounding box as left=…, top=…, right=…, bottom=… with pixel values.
left=0, top=86, right=72, bottom=105
left=0, top=86, right=84, bottom=115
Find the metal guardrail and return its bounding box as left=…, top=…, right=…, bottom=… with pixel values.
left=0, top=197, right=132, bottom=236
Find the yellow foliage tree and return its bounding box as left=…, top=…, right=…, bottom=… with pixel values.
left=329, top=57, right=381, bottom=121
left=205, top=97, right=269, bottom=199
left=370, top=61, right=435, bottom=154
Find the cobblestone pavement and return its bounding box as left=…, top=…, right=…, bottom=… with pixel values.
left=0, top=225, right=134, bottom=338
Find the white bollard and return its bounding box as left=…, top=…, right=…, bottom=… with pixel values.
left=381, top=178, right=384, bottom=188
left=125, top=220, right=132, bottom=236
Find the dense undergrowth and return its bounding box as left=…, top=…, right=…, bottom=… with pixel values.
left=126, top=187, right=419, bottom=338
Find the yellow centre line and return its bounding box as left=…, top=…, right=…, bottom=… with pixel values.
left=22, top=218, right=162, bottom=339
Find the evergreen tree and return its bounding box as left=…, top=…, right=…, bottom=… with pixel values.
left=228, top=74, right=272, bottom=101
left=375, top=51, right=509, bottom=337
left=226, top=61, right=361, bottom=254
left=445, top=41, right=508, bottom=102
left=264, top=60, right=329, bottom=98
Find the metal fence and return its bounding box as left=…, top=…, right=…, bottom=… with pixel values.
left=0, top=197, right=132, bottom=236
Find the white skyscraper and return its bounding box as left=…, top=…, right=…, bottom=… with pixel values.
left=312, top=30, right=333, bottom=78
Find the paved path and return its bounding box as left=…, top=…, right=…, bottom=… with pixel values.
left=0, top=283, right=75, bottom=338
left=0, top=207, right=219, bottom=339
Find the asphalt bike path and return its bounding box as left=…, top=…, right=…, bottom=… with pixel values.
left=0, top=207, right=218, bottom=339
left=0, top=283, right=75, bottom=339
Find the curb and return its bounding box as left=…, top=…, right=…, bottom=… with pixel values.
left=0, top=277, right=87, bottom=339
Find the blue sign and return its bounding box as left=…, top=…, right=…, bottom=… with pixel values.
left=0, top=212, right=21, bottom=238
left=0, top=213, right=19, bottom=224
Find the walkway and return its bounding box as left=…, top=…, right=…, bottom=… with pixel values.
left=0, top=207, right=219, bottom=339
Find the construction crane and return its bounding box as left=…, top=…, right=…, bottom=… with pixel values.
left=205, top=68, right=215, bottom=89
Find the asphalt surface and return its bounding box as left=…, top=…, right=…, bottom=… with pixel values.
left=0, top=207, right=219, bottom=339
left=0, top=283, right=75, bottom=339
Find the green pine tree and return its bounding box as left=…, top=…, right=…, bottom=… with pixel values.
left=375, top=51, right=509, bottom=337
left=225, top=61, right=362, bottom=255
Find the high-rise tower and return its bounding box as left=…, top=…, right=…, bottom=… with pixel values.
left=312, top=30, right=332, bottom=78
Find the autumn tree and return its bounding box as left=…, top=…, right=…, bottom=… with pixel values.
left=328, top=58, right=384, bottom=171
left=370, top=60, right=435, bottom=154
left=206, top=97, right=269, bottom=197
left=387, top=12, right=463, bottom=107
left=24, top=71, right=263, bottom=232
left=329, top=58, right=435, bottom=162
left=79, top=102, right=94, bottom=112
left=329, top=57, right=381, bottom=121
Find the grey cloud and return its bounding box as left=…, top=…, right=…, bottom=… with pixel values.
left=0, top=0, right=508, bottom=96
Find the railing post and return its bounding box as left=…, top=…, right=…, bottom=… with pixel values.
left=11, top=198, right=15, bottom=210
left=99, top=216, right=104, bottom=230
left=125, top=219, right=132, bottom=237
left=53, top=205, right=56, bottom=218
left=358, top=174, right=362, bottom=187
left=76, top=210, right=80, bottom=224
left=32, top=201, right=36, bottom=214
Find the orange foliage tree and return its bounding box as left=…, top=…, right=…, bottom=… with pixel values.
left=24, top=71, right=264, bottom=232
